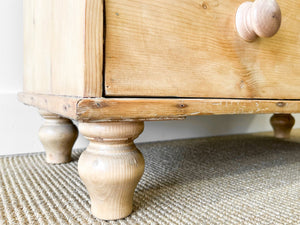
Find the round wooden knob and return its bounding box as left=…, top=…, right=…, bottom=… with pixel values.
left=236, top=0, right=281, bottom=41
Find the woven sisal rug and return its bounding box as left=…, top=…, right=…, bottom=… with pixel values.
left=0, top=134, right=300, bottom=224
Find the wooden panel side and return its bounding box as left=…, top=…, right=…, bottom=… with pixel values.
left=24, top=0, right=52, bottom=94
left=23, top=0, right=86, bottom=96
left=84, top=0, right=104, bottom=97
left=104, top=0, right=300, bottom=99
left=50, top=0, right=86, bottom=96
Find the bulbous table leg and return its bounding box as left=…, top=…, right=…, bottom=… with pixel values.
left=39, top=110, right=78, bottom=164
left=78, top=121, right=145, bottom=220
left=270, top=114, right=295, bottom=139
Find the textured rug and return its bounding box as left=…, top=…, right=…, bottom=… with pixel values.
left=0, top=134, right=300, bottom=225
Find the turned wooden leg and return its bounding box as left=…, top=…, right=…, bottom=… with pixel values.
left=270, top=114, right=295, bottom=139
left=39, top=110, right=78, bottom=164
left=78, top=121, right=145, bottom=220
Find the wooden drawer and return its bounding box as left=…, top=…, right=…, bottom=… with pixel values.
left=105, top=0, right=300, bottom=99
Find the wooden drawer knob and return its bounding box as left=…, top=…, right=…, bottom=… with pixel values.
left=236, top=0, right=281, bottom=41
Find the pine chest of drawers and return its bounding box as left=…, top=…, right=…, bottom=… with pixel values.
left=19, top=0, right=300, bottom=220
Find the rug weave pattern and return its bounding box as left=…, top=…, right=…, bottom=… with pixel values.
left=0, top=135, right=300, bottom=224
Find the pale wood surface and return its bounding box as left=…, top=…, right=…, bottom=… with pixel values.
left=39, top=110, right=78, bottom=164
left=18, top=93, right=300, bottom=121
left=78, top=122, right=145, bottom=220
left=84, top=0, right=104, bottom=97
left=236, top=0, right=281, bottom=41
left=23, top=0, right=103, bottom=97
left=18, top=93, right=79, bottom=120
left=105, top=0, right=300, bottom=99
left=77, top=98, right=300, bottom=121
left=270, top=114, right=295, bottom=139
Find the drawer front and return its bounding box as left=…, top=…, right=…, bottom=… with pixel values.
left=105, top=0, right=300, bottom=99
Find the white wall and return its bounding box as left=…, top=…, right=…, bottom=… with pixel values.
left=1, top=1, right=299, bottom=155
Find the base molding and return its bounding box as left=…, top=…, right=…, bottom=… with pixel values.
left=18, top=92, right=300, bottom=122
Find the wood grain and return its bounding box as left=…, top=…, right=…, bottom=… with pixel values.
left=18, top=93, right=300, bottom=121
left=78, top=122, right=145, bottom=220
left=105, top=0, right=300, bottom=99
left=23, top=0, right=103, bottom=97
left=24, top=0, right=53, bottom=94
left=77, top=98, right=300, bottom=121
left=84, top=0, right=104, bottom=97
left=39, top=110, right=78, bottom=164
left=18, top=93, right=79, bottom=120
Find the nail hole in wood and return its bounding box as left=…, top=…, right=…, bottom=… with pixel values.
left=177, top=104, right=187, bottom=108
left=276, top=102, right=286, bottom=107
left=96, top=102, right=109, bottom=108
left=202, top=2, right=208, bottom=9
